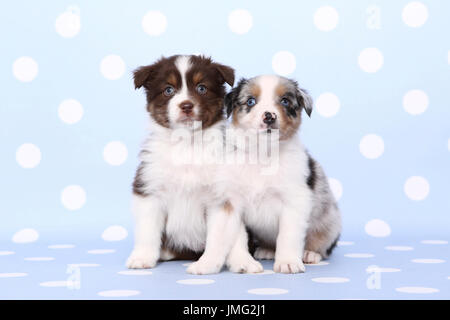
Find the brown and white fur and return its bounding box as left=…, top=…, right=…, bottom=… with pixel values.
left=190, top=75, right=342, bottom=274
left=126, top=55, right=238, bottom=271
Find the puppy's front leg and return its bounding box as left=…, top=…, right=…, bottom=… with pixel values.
left=274, top=203, right=310, bottom=274
left=187, top=201, right=240, bottom=275
left=126, top=194, right=165, bottom=269
left=226, top=223, right=263, bottom=273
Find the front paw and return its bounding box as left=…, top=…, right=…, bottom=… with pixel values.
left=126, top=248, right=158, bottom=269
left=186, top=259, right=223, bottom=275
left=274, top=258, right=305, bottom=274
left=228, top=255, right=264, bottom=274
left=303, top=250, right=322, bottom=264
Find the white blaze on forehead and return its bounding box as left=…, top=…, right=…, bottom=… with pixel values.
left=175, top=55, right=192, bottom=88
left=176, top=55, right=192, bottom=99
left=253, top=75, right=281, bottom=113
left=168, top=55, right=194, bottom=124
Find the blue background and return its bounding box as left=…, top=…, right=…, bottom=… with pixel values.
left=0, top=0, right=448, bottom=299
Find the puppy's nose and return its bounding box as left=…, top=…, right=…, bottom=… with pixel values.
left=263, top=112, right=277, bottom=125
left=180, top=101, right=194, bottom=114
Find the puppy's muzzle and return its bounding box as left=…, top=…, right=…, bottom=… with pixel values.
left=180, top=100, right=194, bottom=115
left=263, top=112, right=277, bottom=126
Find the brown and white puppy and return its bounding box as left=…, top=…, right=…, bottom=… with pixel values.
left=203, top=75, right=342, bottom=274
left=126, top=55, right=236, bottom=270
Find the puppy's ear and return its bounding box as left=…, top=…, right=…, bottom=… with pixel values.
left=225, top=78, right=247, bottom=118
left=225, top=91, right=235, bottom=118
left=296, top=87, right=313, bottom=118
left=133, top=64, right=157, bottom=90
left=213, top=63, right=235, bottom=87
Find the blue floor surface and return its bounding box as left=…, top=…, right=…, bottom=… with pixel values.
left=1, top=233, right=448, bottom=300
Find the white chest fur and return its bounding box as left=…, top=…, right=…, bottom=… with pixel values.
left=137, top=122, right=225, bottom=251
left=218, top=137, right=311, bottom=246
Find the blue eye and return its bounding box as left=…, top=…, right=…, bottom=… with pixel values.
left=164, top=86, right=175, bottom=96
left=196, top=84, right=207, bottom=94
left=246, top=98, right=256, bottom=107
left=280, top=98, right=290, bottom=107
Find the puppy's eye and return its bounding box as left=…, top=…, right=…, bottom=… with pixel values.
left=196, top=84, right=207, bottom=95
left=246, top=97, right=256, bottom=107
left=164, top=86, right=175, bottom=96
left=280, top=98, right=290, bottom=107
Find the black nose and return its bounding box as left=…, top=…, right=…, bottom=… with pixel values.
left=180, top=101, right=194, bottom=114
left=263, top=112, right=276, bottom=125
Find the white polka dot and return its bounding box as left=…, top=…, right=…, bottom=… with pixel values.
left=385, top=246, right=414, bottom=251
left=16, top=143, right=41, bottom=169
left=102, top=225, right=128, bottom=241
left=404, top=176, right=429, bottom=201
left=58, top=99, right=83, bottom=124
left=402, top=2, right=428, bottom=28
left=403, top=90, right=429, bottom=115
left=13, top=57, right=38, bottom=82
left=411, top=258, right=445, bottom=264
left=118, top=270, right=153, bottom=276
left=366, top=266, right=401, bottom=273
left=228, top=9, right=253, bottom=34
left=328, top=178, right=343, bottom=201
left=0, top=251, right=15, bottom=256
left=103, top=141, right=128, bottom=166
left=24, top=257, right=55, bottom=261
left=337, top=241, right=354, bottom=246
left=55, top=7, right=81, bottom=38
left=69, top=263, right=100, bottom=268
left=365, top=219, right=391, bottom=237
left=306, top=261, right=329, bottom=266
left=359, top=134, right=384, bottom=159
left=48, top=244, right=75, bottom=249
left=421, top=240, right=448, bottom=245
left=98, top=290, right=140, bottom=297
left=311, top=277, right=350, bottom=283
left=315, top=93, right=341, bottom=118
left=40, top=281, right=71, bottom=288
left=248, top=288, right=289, bottom=295
left=396, top=287, right=438, bottom=294
left=142, top=11, right=167, bottom=36
left=87, top=249, right=115, bottom=254
left=344, top=253, right=375, bottom=258
left=176, top=279, right=215, bottom=285
left=358, top=48, right=383, bottom=73
left=100, top=55, right=126, bottom=80
left=12, top=228, right=39, bottom=243
left=247, top=269, right=275, bottom=275
left=61, top=185, right=86, bottom=210
left=313, top=6, right=339, bottom=31
left=0, top=273, right=28, bottom=278
left=272, top=51, right=296, bottom=76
